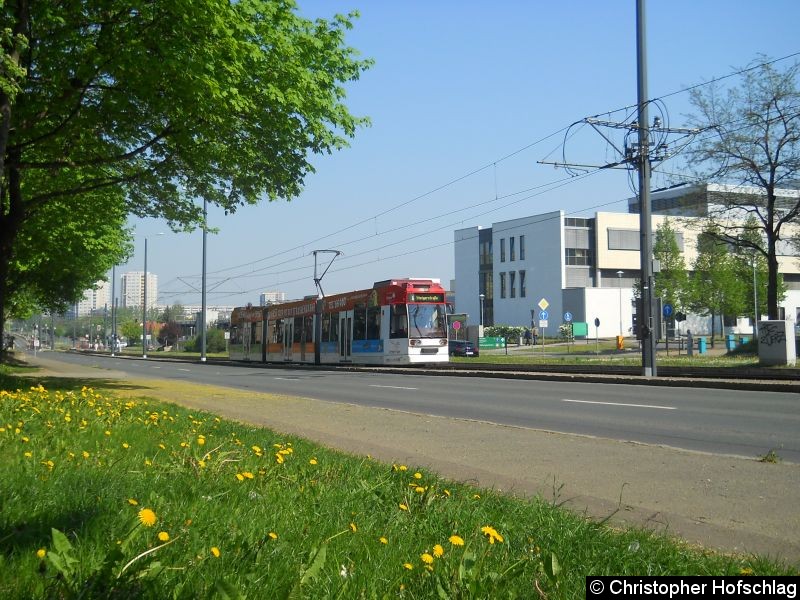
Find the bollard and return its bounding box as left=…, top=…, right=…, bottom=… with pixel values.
left=698, top=336, right=707, bottom=354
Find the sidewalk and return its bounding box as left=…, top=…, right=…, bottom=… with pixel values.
left=18, top=353, right=800, bottom=566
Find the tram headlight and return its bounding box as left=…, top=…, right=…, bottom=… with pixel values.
left=409, top=339, right=421, bottom=347
left=438, top=339, right=447, bottom=346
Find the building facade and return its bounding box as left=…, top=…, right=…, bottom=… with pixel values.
left=75, top=280, right=111, bottom=316
left=454, top=187, right=800, bottom=338
left=120, top=271, right=158, bottom=310
left=259, top=291, right=287, bottom=306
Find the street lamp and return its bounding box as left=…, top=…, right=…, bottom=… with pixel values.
left=616, top=270, right=624, bottom=336
left=200, top=197, right=208, bottom=363
left=752, top=254, right=759, bottom=339
left=479, top=293, right=485, bottom=327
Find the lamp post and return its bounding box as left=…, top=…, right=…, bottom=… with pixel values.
left=141, top=233, right=164, bottom=359
left=752, top=255, right=759, bottom=339
left=479, top=293, right=485, bottom=327
left=616, top=270, right=624, bottom=336
left=200, top=197, right=208, bottom=363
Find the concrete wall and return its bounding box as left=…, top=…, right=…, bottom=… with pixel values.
left=453, top=226, right=481, bottom=325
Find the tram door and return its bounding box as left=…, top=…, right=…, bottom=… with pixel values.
left=339, top=312, right=352, bottom=361
left=283, top=320, right=293, bottom=361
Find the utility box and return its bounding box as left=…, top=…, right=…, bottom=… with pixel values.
left=757, top=320, right=796, bottom=366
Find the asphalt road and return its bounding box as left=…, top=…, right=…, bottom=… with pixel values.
left=39, top=351, right=800, bottom=463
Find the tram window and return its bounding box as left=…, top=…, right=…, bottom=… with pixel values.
left=294, top=317, right=303, bottom=343
left=330, top=312, right=340, bottom=342
left=304, top=316, right=314, bottom=342
left=390, top=304, right=408, bottom=339
left=366, top=305, right=381, bottom=339
left=353, top=303, right=367, bottom=340
left=322, top=313, right=331, bottom=341
left=231, top=326, right=241, bottom=345
left=273, top=320, right=283, bottom=344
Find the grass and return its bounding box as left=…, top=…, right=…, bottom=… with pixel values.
left=0, top=368, right=794, bottom=599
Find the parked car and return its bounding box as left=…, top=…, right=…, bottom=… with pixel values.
left=448, top=339, right=479, bottom=357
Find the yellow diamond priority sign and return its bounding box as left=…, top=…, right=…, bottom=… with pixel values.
left=537, top=298, right=549, bottom=311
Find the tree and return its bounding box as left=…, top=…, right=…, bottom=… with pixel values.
left=119, top=320, right=143, bottom=347
left=653, top=218, right=689, bottom=312
left=686, top=58, right=800, bottom=320
left=157, top=321, right=181, bottom=349
left=0, top=0, right=371, bottom=359
left=686, top=227, right=747, bottom=346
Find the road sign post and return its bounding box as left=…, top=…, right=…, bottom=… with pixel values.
left=594, top=317, right=600, bottom=354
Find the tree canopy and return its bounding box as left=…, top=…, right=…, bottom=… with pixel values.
left=685, top=58, right=800, bottom=319
left=0, top=0, right=371, bottom=357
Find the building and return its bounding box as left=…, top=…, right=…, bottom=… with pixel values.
left=74, top=280, right=111, bottom=316
left=120, top=271, right=158, bottom=310
left=259, top=291, right=287, bottom=306
left=454, top=186, right=800, bottom=338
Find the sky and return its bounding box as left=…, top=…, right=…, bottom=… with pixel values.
left=119, top=0, right=800, bottom=308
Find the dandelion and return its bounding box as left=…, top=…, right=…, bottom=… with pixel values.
left=197, top=437, right=205, bottom=446
left=398, top=465, right=408, bottom=471
left=443, top=489, right=451, bottom=497
left=473, top=494, right=481, bottom=499
left=36, top=548, right=46, bottom=559
left=82, top=451, right=90, bottom=458
left=105, top=430, right=111, bottom=436
left=433, top=544, right=444, bottom=558
left=138, top=508, right=157, bottom=527
left=414, top=486, right=425, bottom=494
left=242, top=471, right=254, bottom=480
left=235, top=473, right=245, bottom=482
left=349, top=523, right=357, bottom=533
left=158, top=444, right=166, bottom=450
left=128, top=498, right=139, bottom=506
left=399, top=503, right=408, bottom=511
left=158, top=531, right=170, bottom=542
left=309, top=458, right=318, bottom=465
left=268, top=532, right=278, bottom=540
left=740, top=567, right=754, bottom=575
left=403, top=563, right=413, bottom=570
left=449, top=535, right=465, bottom=546
left=275, top=453, right=284, bottom=464
left=210, top=546, right=221, bottom=558
left=413, top=472, right=422, bottom=480
left=421, top=553, right=434, bottom=564
left=379, top=537, right=388, bottom=545
left=23, top=452, right=32, bottom=458
left=122, top=442, right=130, bottom=449
left=481, top=525, right=504, bottom=544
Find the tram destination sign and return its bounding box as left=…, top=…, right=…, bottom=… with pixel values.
left=408, top=293, right=444, bottom=302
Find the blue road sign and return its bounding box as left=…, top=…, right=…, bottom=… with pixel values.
left=564, top=311, right=573, bottom=322
left=539, top=310, right=549, bottom=321
left=663, top=303, right=674, bottom=318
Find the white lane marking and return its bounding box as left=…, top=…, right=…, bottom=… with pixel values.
left=178, top=368, right=191, bottom=372
left=151, top=366, right=161, bottom=369
left=561, top=399, right=676, bottom=410
left=369, top=384, right=418, bottom=390
left=275, top=377, right=299, bottom=381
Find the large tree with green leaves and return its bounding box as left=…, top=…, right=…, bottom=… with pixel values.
left=0, top=0, right=371, bottom=358
left=686, top=58, right=800, bottom=320
left=653, top=218, right=689, bottom=312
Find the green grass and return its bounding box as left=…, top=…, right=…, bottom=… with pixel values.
left=0, top=373, right=794, bottom=599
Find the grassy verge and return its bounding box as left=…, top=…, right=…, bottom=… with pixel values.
left=0, top=371, right=794, bottom=599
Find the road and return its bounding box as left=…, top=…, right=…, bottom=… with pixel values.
left=38, top=351, right=800, bottom=463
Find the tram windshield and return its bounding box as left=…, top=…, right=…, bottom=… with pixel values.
left=407, top=303, right=447, bottom=338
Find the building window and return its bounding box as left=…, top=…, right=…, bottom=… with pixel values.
left=509, top=271, right=516, bottom=298
left=565, top=248, right=592, bottom=266
left=499, top=272, right=506, bottom=299
left=500, top=238, right=506, bottom=262
left=480, top=241, right=493, bottom=266
left=608, top=229, right=639, bottom=251
left=519, top=235, right=525, bottom=260
left=510, top=237, right=516, bottom=261
left=519, top=270, right=526, bottom=298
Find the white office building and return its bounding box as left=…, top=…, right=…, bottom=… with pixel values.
left=75, top=280, right=111, bottom=316
left=120, top=271, right=158, bottom=310
left=454, top=186, right=800, bottom=338
left=259, top=291, right=287, bottom=306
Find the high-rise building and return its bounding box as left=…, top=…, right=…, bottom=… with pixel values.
left=75, top=280, right=111, bottom=316
left=120, top=271, right=158, bottom=309
left=259, top=291, right=287, bottom=306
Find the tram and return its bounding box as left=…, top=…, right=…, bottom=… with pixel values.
left=229, top=278, right=450, bottom=365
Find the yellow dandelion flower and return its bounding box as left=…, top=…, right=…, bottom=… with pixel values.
left=398, top=465, right=408, bottom=471
left=349, top=523, right=357, bottom=533
left=473, top=494, right=481, bottom=499
left=82, top=451, right=89, bottom=458
left=144, top=459, right=152, bottom=467
left=36, top=548, right=46, bottom=559
left=403, top=563, right=414, bottom=570
left=481, top=525, right=504, bottom=544
left=421, top=553, right=434, bottom=564
left=158, top=444, right=166, bottom=450
left=104, top=430, right=111, bottom=436
left=23, top=451, right=32, bottom=458
left=443, top=489, right=451, bottom=497
left=414, top=486, right=425, bottom=494
left=122, top=443, right=130, bottom=449
left=379, top=537, right=388, bottom=545
left=399, top=503, right=408, bottom=511
left=268, top=532, right=278, bottom=540
left=21, top=436, right=29, bottom=443
left=128, top=498, right=139, bottom=506
left=210, top=546, right=221, bottom=557
left=309, top=458, right=318, bottom=465
left=413, top=472, right=422, bottom=480
left=235, top=473, right=244, bottom=482
left=433, top=544, right=444, bottom=558
left=740, top=567, right=754, bottom=575
left=138, top=508, right=157, bottom=527
left=197, top=437, right=205, bottom=446
left=185, top=519, right=193, bottom=526
left=157, top=531, right=170, bottom=542
left=275, top=453, right=284, bottom=464
left=448, top=535, right=465, bottom=546
left=242, top=471, right=254, bottom=479
left=198, top=460, right=206, bottom=468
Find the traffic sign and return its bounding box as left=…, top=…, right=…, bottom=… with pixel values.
left=663, top=303, right=673, bottom=318
left=594, top=317, right=600, bottom=327
left=539, top=310, right=549, bottom=321
left=564, top=311, right=573, bottom=322
left=537, top=298, right=549, bottom=311
left=539, top=320, right=548, bottom=328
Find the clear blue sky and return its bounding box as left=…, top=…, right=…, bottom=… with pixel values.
left=121, top=0, right=800, bottom=307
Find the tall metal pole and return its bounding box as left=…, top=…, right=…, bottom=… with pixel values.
left=753, top=258, right=759, bottom=338
left=142, top=237, right=148, bottom=359
left=636, top=0, right=657, bottom=377
left=111, top=265, right=117, bottom=356
left=200, top=197, right=208, bottom=363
